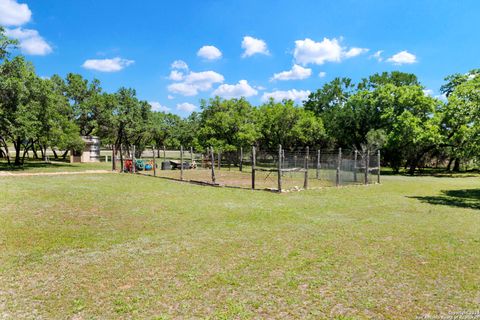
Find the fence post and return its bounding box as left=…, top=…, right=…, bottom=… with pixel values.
left=304, top=146, right=309, bottom=189
left=210, top=146, right=216, bottom=184
left=218, top=150, right=221, bottom=170
left=119, top=144, right=124, bottom=172
left=132, top=145, right=136, bottom=174
left=190, top=146, right=194, bottom=165
left=251, top=146, right=256, bottom=190
left=163, top=145, right=166, bottom=163
left=152, top=147, right=156, bottom=177
left=112, top=145, right=116, bottom=171
left=336, top=147, right=341, bottom=186
left=316, top=149, right=320, bottom=179
left=239, top=147, right=243, bottom=172
left=377, top=149, right=381, bottom=184
left=277, top=145, right=282, bottom=192
left=354, top=150, right=358, bottom=182
left=294, top=155, right=297, bottom=168
left=180, top=145, right=184, bottom=181
left=364, top=150, right=370, bottom=185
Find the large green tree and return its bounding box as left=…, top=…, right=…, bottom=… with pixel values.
left=258, top=99, right=324, bottom=151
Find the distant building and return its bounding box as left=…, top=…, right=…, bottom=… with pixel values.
left=70, top=136, right=101, bottom=163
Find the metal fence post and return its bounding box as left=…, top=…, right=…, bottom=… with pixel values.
left=336, top=147, right=341, bottom=186
left=210, top=146, right=216, bottom=184
left=364, top=150, right=370, bottom=185
left=316, top=149, right=320, bottom=179
left=180, top=145, right=184, bottom=181
left=152, top=147, right=156, bottom=177
left=132, top=145, right=136, bottom=174
left=251, top=146, right=256, bottom=190
left=277, top=145, right=282, bottom=192
left=163, top=145, right=166, bottom=163
left=377, top=149, right=381, bottom=184
left=304, top=146, right=309, bottom=189
left=354, top=150, right=358, bottom=182
left=119, top=144, right=124, bottom=173
left=190, top=146, right=194, bottom=165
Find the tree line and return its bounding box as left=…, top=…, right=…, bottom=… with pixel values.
left=0, top=28, right=478, bottom=173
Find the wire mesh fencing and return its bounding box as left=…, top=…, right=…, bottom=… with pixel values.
left=115, top=145, right=381, bottom=192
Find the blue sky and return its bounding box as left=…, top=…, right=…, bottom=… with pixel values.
left=1, top=0, right=479, bottom=116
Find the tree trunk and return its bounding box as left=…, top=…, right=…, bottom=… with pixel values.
left=62, top=150, right=69, bottom=160
left=453, top=158, right=460, bottom=172
left=447, top=157, right=454, bottom=171
left=52, top=149, right=58, bottom=159
left=13, top=138, right=21, bottom=165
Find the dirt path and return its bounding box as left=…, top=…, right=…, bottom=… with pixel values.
left=0, top=170, right=112, bottom=177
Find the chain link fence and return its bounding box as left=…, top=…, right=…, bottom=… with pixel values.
left=113, top=145, right=381, bottom=192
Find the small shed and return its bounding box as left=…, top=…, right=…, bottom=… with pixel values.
left=70, top=136, right=101, bottom=163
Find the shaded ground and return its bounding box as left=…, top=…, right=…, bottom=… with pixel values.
left=1, top=174, right=479, bottom=319
left=411, top=189, right=480, bottom=210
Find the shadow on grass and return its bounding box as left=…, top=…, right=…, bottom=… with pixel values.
left=410, top=189, right=480, bottom=210
left=0, top=161, right=71, bottom=172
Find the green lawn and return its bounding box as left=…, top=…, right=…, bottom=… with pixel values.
left=0, top=173, right=479, bottom=319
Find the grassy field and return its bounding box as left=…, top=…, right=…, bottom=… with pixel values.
left=0, top=172, right=479, bottom=319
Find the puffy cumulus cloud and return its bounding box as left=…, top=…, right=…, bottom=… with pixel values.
left=197, top=45, right=222, bottom=60
left=293, top=37, right=368, bottom=65
left=167, top=95, right=174, bottom=100
left=5, top=27, right=52, bottom=55
left=149, top=101, right=171, bottom=113
left=387, top=50, right=417, bottom=65
left=176, top=102, right=196, bottom=113
left=82, top=57, right=134, bottom=72
left=0, top=0, right=31, bottom=26
left=261, top=89, right=311, bottom=103
left=212, top=80, right=258, bottom=99
left=241, top=36, right=269, bottom=57
left=168, top=70, right=184, bottom=81
left=318, top=71, right=327, bottom=78
left=271, top=64, right=312, bottom=81
left=171, top=60, right=188, bottom=70
left=168, top=70, right=224, bottom=96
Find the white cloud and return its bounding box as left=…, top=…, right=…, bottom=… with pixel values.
left=197, top=45, right=222, bottom=60
left=149, top=101, right=171, bottom=113
left=171, top=60, right=188, bottom=70
left=271, top=64, right=312, bottom=81
left=168, top=70, right=224, bottom=96
left=293, top=37, right=368, bottom=65
left=387, top=50, right=417, bottom=65
left=0, top=0, right=31, bottom=26
left=177, top=102, right=196, bottom=113
left=212, top=80, right=258, bottom=99
left=371, top=50, right=384, bottom=62
left=168, top=70, right=184, bottom=81
left=261, top=89, right=311, bottom=103
left=5, top=27, right=52, bottom=55
left=167, top=95, right=174, bottom=100
left=344, top=47, right=369, bottom=58
left=241, top=36, right=269, bottom=57
left=318, top=71, right=327, bottom=78
left=82, top=57, right=134, bottom=72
